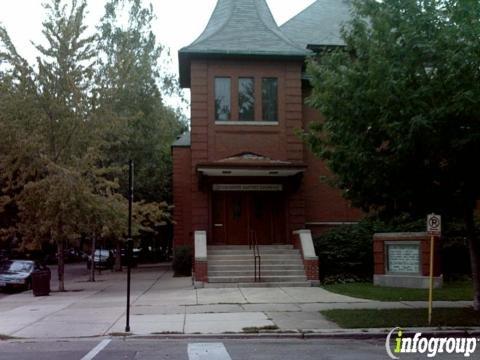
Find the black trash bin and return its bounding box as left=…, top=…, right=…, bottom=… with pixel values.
left=32, top=269, right=51, bottom=296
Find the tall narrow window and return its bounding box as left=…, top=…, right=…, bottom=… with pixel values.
left=262, top=78, right=278, bottom=122
left=215, top=77, right=231, bottom=121
left=238, top=77, right=255, bottom=121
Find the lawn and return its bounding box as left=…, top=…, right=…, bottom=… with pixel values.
left=321, top=308, right=480, bottom=328
left=322, top=281, right=473, bottom=301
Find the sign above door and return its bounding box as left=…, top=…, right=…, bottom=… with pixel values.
left=212, top=184, right=283, bottom=192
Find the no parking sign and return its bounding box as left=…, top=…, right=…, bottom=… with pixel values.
left=427, top=214, right=441, bottom=236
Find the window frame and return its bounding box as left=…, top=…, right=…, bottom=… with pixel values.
left=214, top=76, right=232, bottom=121
left=261, top=77, right=278, bottom=122
left=238, top=77, right=255, bottom=122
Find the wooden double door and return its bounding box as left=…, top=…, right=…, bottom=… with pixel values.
left=212, top=192, right=286, bottom=245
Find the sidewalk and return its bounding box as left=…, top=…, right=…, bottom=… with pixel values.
left=0, top=265, right=473, bottom=339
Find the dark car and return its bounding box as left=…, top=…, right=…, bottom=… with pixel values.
left=87, top=249, right=114, bottom=270
left=0, top=260, right=49, bottom=291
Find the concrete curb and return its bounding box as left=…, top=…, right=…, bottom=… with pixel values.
left=4, top=327, right=480, bottom=342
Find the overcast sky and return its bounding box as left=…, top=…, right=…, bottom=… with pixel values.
left=0, top=0, right=315, bottom=112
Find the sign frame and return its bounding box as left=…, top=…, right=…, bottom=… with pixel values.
left=427, top=213, right=442, bottom=236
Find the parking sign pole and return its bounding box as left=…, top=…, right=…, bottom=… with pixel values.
left=428, top=234, right=434, bottom=325
left=125, top=160, right=134, bottom=333
left=427, top=213, right=441, bottom=326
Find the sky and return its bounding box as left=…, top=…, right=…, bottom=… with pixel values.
left=0, top=0, right=315, bottom=112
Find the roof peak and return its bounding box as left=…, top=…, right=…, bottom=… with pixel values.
left=180, top=0, right=308, bottom=56
left=179, top=0, right=310, bottom=88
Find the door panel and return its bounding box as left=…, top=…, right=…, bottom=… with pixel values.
left=212, top=191, right=287, bottom=246
left=250, top=193, right=273, bottom=245
left=212, top=193, right=226, bottom=244
left=225, top=192, right=249, bottom=245
left=270, top=195, right=287, bottom=244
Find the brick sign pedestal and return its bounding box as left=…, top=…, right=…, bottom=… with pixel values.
left=373, top=232, right=443, bottom=289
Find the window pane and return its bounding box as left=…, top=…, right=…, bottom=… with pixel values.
left=215, top=77, right=231, bottom=121
left=262, top=78, right=278, bottom=122
left=238, top=77, right=255, bottom=121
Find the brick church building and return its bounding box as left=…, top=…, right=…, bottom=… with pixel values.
left=172, top=0, right=362, bottom=285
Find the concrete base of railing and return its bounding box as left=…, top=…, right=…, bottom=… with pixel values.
left=293, top=230, right=320, bottom=284
left=194, top=231, right=208, bottom=283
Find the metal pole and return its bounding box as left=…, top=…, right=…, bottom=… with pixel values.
left=125, top=160, right=134, bottom=333
left=428, top=235, right=435, bottom=325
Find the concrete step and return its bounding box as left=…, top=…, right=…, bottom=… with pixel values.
left=208, top=245, right=293, bottom=250
left=207, top=260, right=304, bottom=266
left=208, top=254, right=302, bottom=261
left=208, top=249, right=301, bottom=255
left=208, top=270, right=306, bottom=277
left=208, top=275, right=308, bottom=283
left=208, top=264, right=304, bottom=271
left=204, top=281, right=312, bottom=288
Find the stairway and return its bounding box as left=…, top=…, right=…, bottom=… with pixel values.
left=206, top=245, right=311, bottom=288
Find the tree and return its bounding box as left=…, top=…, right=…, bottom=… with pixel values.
left=304, top=0, right=480, bottom=308
left=34, top=0, right=97, bottom=163
left=0, top=0, right=179, bottom=289
left=96, top=0, right=187, bottom=203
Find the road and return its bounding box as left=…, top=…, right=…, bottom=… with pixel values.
left=0, top=338, right=473, bottom=360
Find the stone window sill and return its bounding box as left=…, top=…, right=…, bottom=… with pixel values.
left=215, top=121, right=279, bottom=126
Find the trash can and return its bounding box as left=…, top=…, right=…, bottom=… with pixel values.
left=32, top=269, right=51, bottom=296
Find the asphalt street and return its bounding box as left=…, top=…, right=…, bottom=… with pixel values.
left=0, top=338, right=474, bottom=360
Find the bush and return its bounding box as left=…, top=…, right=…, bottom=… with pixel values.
left=172, top=246, right=192, bottom=277
left=313, top=219, right=380, bottom=284
left=314, top=215, right=477, bottom=284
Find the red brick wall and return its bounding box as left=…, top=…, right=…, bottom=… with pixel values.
left=304, top=259, right=319, bottom=281
left=301, top=89, right=363, bottom=236
left=172, top=147, right=192, bottom=248
left=179, top=58, right=364, bottom=248
left=195, top=261, right=208, bottom=282
left=189, top=58, right=308, bottom=242
left=191, top=60, right=209, bottom=236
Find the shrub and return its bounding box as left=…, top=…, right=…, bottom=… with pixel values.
left=313, top=219, right=379, bottom=283
left=314, top=215, right=477, bottom=284
left=172, top=246, right=192, bottom=277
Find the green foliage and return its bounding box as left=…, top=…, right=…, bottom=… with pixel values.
left=313, top=218, right=382, bottom=283
left=172, top=246, right=192, bottom=277
left=95, top=0, right=187, bottom=202
left=0, top=0, right=182, bottom=288
left=314, top=216, right=477, bottom=283
left=323, top=281, right=473, bottom=301
left=305, top=0, right=480, bottom=217
left=321, top=308, right=480, bottom=329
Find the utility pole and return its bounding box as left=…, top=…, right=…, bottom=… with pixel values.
left=125, top=160, right=134, bottom=333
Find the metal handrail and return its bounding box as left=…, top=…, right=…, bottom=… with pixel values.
left=249, top=230, right=261, bottom=282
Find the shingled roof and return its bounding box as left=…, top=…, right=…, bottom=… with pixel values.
left=280, top=0, right=352, bottom=49
left=179, top=0, right=309, bottom=87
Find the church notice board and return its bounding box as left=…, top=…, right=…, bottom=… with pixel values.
left=385, top=241, right=421, bottom=274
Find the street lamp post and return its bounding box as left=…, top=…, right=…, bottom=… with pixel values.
left=125, top=160, right=134, bottom=333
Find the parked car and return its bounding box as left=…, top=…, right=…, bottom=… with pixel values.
left=87, top=249, right=114, bottom=270
left=0, top=260, right=49, bottom=291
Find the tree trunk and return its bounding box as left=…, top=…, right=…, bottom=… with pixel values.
left=89, top=234, right=96, bottom=282
left=465, top=206, right=480, bottom=310
left=114, top=241, right=122, bottom=272
left=57, top=239, right=65, bottom=292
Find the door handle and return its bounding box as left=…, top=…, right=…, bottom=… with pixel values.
left=214, top=224, right=224, bottom=227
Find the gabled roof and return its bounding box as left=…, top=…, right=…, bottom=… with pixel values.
left=280, top=0, right=352, bottom=49
left=179, top=0, right=309, bottom=88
